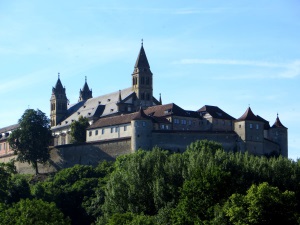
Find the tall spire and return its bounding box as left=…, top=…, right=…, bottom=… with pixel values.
left=134, top=41, right=150, bottom=69
left=272, top=113, right=286, bottom=128
left=78, top=76, right=93, bottom=102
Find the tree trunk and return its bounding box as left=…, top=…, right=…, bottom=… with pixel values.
left=33, top=161, right=39, bottom=175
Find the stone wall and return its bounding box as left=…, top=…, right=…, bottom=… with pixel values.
left=152, top=130, right=237, bottom=152
left=0, top=137, right=131, bottom=174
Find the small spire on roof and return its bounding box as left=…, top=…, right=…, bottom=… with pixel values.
left=118, top=90, right=122, bottom=102
left=159, top=93, right=162, bottom=105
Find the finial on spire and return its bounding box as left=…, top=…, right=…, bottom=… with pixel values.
left=141, top=38, right=143, bottom=46
left=85, top=76, right=87, bottom=83
left=277, top=113, right=279, bottom=118
left=58, top=72, right=60, bottom=79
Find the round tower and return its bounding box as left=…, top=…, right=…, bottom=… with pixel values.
left=269, top=114, right=288, bottom=157
left=131, top=108, right=153, bottom=151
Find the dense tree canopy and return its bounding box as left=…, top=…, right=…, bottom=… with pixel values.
left=70, top=116, right=90, bottom=144
left=8, top=109, right=52, bottom=174
left=1, top=140, right=300, bottom=224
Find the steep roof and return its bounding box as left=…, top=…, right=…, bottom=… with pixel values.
left=236, top=107, right=261, bottom=121
left=271, top=115, right=287, bottom=128
left=132, top=107, right=151, bottom=120
left=256, top=115, right=271, bottom=130
left=134, top=44, right=150, bottom=69
left=52, top=87, right=135, bottom=130
left=198, top=105, right=235, bottom=120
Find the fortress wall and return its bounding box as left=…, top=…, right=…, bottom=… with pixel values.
left=0, top=138, right=131, bottom=174
left=152, top=131, right=237, bottom=153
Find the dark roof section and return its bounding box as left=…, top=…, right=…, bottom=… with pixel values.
left=256, top=115, right=271, bottom=130
left=198, top=105, right=235, bottom=120
left=144, top=103, right=199, bottom=118
left=79, top=78, right=93, bottom=102
left=271, top=115, right=287, bottom=128
left=88, top=109, right=151, bottom=129
left=134, top=45, right=150, bottom=69
left=132, top=107, right=151, bottom=120
left=0, top=124, right=19, bottom=133
left=55, top=77, right=64, bottom=90
left=236, top=107, right=261, bottom=121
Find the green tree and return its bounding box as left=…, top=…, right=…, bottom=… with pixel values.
left=70, top=116, right=90, bottom=143
left=8, top=109, right=52, bottom=175
left=0, top=198, right=70, bottom=225
left=222, top=182, right=299, bottom=225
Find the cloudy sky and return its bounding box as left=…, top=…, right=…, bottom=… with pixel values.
left=0, top=1, right=299, bottom=159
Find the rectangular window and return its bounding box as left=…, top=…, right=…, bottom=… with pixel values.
left=115, top=127, right=118, bottom=132
left=142, top=121, right=146, bottom=127
left=3, top=143, right=6, bottom=150
left=89, top=131, right=92, bottom=137
left=250, top=123, right=253, bottom=129
left=188, top=120, right=192, bottom=125
left=166, top=125, right=169, bottom=129
left=181, top=120, right=186, bottom=125
left=102, top=129, right=105, bottom=134
left=124, top=125, right=127, bottom=131
left=239, top=124, right=241, bottom=128
left=111, top=128, right=113, bottom=133
left=161, top=124, right=165, bottom=129
left=95, top=130, right=98, bottom=135
left=256, top=124, right=259, bottom=129
left=174, top=119, right=179, bottom=124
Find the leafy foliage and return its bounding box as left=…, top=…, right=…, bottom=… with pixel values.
left=70, top=116, right=90, bottom=143
left=2, top=140, right=300, bottom=224
left=0, top=198, right=70, bottom=225
left=8, top=109, right=52, bottom=174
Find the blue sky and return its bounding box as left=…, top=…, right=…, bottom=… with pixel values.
left=0, top=1, right=299, bottom=159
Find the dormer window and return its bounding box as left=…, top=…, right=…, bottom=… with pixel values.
left=107, top=99, right=111, bottom=102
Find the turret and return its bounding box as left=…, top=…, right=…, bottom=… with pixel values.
left=131, top=107, right=153, bottom=151
left=234, top=107, right=264, bottom=155
left=78, top=76, right=93, bottom=102
left=269, top=114, right=288, bottom=157
left=132, top=41, right=153, bottom=109
left=50, top=73, right=68, bottom=126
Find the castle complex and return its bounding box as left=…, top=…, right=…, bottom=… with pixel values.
left=0, top=43, right=288, bottom=163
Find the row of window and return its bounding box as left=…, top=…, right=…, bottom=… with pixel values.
left=174, top=119, right=193, bottom=125
left=89, top=125, right=128, bottom=137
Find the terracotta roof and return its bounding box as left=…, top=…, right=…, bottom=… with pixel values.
left=88, top=109, right=151, bottom=129
left=271, top=115, right=287, bottom=128
left=198, top=105, right=235, bottom=120
left=236, top=107, right=261, bottom=121
left=134, top=45, right=150, bottom=68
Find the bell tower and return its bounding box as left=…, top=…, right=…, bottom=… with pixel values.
left=50, top=73, right=68, bottom=127
left=132, top=40, right=153, bottom=108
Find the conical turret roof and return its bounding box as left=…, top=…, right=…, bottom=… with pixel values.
left=272, top=114, right=287, bottom=128
left=134, top=44, right=150, bottom=69
left=236, top=107, right=260, bottom=121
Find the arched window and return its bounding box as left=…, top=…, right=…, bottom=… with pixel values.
left=141, top=77, right=145, bottom=84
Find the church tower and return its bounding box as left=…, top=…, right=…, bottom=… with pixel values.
left=50, top=73, right=68, bottom=127
left=132, top=41, right=153, bottom=108
left=78, top=76, right=93, bottom=102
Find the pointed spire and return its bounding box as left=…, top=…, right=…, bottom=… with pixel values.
left=132, top=107, right=150, bottom=120
left=272, top=113, right=287, bottom=128
left=159, top=93, right=162, bottom=105
left=53, top=72, right=65, bottom=94
left=118, top=90, right=122, bottom=102
left=237, top=106, right=260, bottom=121
left=134, top=42, right=150, bottom=69
left=78, top=76, right=93, bottom=102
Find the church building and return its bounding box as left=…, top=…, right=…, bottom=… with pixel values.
left=49, top=43, right=288, bottom=157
